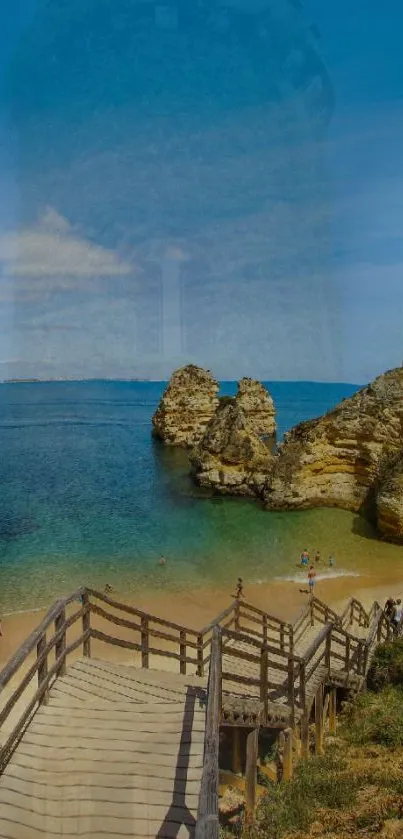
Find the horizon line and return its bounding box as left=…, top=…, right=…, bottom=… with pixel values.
left=0, top=376, right=364, bottom=387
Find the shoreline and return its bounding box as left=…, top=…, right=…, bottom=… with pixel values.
left=2, top=567, right=403, bottom=669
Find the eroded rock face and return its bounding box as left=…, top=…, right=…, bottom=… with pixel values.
left=263, top=367, right=403, bottom=512
left=376, top=452, right=403, bottom=543
left=235, top=378, right=276, bottom=436
left=152, top=365, right=219, bottom=447
left=189, top=402, right=273, bottom=495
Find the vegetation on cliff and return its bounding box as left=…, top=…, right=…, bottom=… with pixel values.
left=222, top=641, right=403, bottom=839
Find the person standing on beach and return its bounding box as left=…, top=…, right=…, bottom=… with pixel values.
left=314, top=550, right=321, bottom=564
left=301, top=549, right=309, bottom=567
left=308, top=566, right=316, bottom=595
left=329, top=555, right=335, bottom=567
left=235, top=578, right=245, bottom=599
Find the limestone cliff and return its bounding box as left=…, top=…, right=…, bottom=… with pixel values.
left=235, top=378, right=276, bottom=436
left=152, top=365, right=219, bottom=447
left=189, top=402, right=273, bottom=495
left=376, top=452, right=403, bottom=543
left=263, top=367, right=403, bottom=513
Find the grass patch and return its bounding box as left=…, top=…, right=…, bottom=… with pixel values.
left=244, top=748, right=358, bottom=839
left=342, top=686, right=403, bottom=747
left=367, top=639, right=403, bottom=691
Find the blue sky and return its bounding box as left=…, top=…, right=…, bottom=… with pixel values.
left=0, top=0, right=402, bottom=382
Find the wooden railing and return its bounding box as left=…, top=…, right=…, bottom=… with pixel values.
left=0, top=587, right=90, bottom=771
left=0, top=587, right=397, bottom=781
left=195, top=627, right=221, bottom=839
left=86, top=588, right=201, bottom=674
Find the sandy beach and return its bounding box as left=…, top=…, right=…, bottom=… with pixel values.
left=2, top=567, right=403, bottom=670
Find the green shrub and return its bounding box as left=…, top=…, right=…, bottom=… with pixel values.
left=246, top=749, right=358, bottom=839
left=367, top=639, right=403, bottom=691
left=342, top=686, right=403, bottom=747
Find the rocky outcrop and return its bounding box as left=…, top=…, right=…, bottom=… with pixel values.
left=263, top=367, right=403, bottom=513
left=376, top=452, right=403, bottom=543
left=152, top=365, right=219, bottom=447
left=189, top=402, right=273, bottom=496
left=235, top=378, right=276, bottom=437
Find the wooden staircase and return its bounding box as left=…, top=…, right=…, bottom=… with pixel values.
left=0, top=589, right=394, bottom=839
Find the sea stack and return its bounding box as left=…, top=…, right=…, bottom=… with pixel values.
left=152, top=364, right=219, bottom=447
left=189, top=402, right=273, bottom=496
left=376, top=452, right=403, bottom=543
left=235, top=377, right=276, bottom=437
left=263, top=367, right=403, bottom=515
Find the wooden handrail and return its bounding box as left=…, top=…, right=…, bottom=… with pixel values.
left=195, top=627, right=221, bottom=839
left=87, top=588, right=199, bottom=636
left=0, top=585, right=395, bottom=784
left=221, top=627, right=301, bottom=662
left=0, top=588, right=86, bottom=689
left=200, top=602, right=236, bottom=636
left=302, top=623, right=332, bottom=665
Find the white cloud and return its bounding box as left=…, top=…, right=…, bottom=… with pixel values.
left=0, top=208, right=132, bottom=279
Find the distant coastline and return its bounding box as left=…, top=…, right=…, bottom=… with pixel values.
left=2, top=377, right=152, bottom=384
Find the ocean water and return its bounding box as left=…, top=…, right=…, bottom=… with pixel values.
left=0, top=379, right=400, bottom=615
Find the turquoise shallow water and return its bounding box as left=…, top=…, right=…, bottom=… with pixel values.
left=1, top=379, right=402, bottom=614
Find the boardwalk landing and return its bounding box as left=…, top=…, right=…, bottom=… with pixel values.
left=0, top=661, right=207, bottom=839
left=0, top=589, right=393, bottom=839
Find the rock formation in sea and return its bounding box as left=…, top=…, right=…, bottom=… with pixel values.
left=189, top=402, right=273, bottom=496
left=376, top=452, right=403, bottom=543
left=263, top=367, right=403, bottom=514
left=235, top=377, right=276, bottom=437
left=152, top=364, right=219, bottom=447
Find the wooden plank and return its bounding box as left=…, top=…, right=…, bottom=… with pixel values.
left=282, top=728, right=293, bottom=781
left=195, top=627, right=221, bottom=839
left=315, top=686, right=324, bottom=754
left=329, top=687, right=337, bottom=734
left=245, top=728, right=259, bottom=823
left=232, top=728, right=242, bottom=775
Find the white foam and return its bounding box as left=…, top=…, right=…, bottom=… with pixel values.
left=273, top=569, right=361, bottom=583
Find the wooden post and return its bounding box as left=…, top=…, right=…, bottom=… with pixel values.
left=280, top=624, right=285, bottom=651
left=310, top=594, right=314, bottom=626
left=315, top=685, right=324, bottom=754
left=283, top=728, right=293, bottom=781
left=323, top=692, right=330, bottom=724
left=245, top=728, right=259, bottom=824
left=357, top=640, right=365, bottom=675
left=197, top=634, right=204, bottom=677
left=37, top=634, right=50, bottom=705
left=329, top=687, right=337, bottom=735
left=345, top=636, right=350, bottom=671
left=82, top=591, right=91, bottom=658
left=349, top=601, right=354, bottom=626
left=232, top=728, right=242, bottom=775
left=262, top=615, right=268, bottom=645
left=325, top=629, right=331, bottom=671
left=55, top=606, right=67, bottom=677
left=287, top=656, right=295, bottom=727
left=260, top=647, right=268, bottom=725
left=299, top=661, right=306, bottom=710
left=141, top=616, right=149, bottom=668
left=301, top=712, right=309, bottom=759
left=363, top=643, right=369, bottom=676
left=289, top=625, right=294, bottom=655
left=234, top=600, right=240, bottom=632
left=180, top=630, right=186, bottom=675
